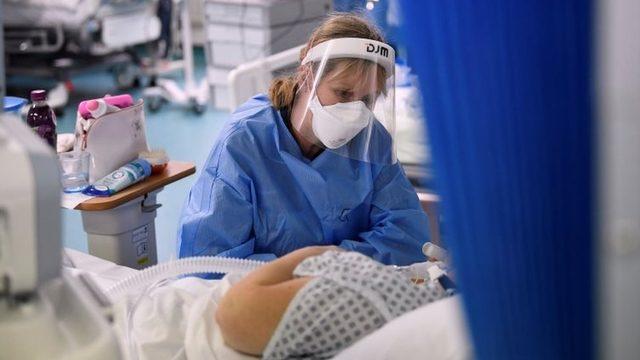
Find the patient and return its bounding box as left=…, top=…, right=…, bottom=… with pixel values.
left=217, top=246, right=448, bottom=359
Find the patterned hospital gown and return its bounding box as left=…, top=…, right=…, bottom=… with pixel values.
left=263, top=251, right=448, bottom=359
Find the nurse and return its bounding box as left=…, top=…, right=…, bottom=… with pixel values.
left=178, top=13, right=429, bottom=265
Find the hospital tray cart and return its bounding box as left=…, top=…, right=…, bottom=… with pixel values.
left=72, top=161, right=195, bottom=269
left=203, top=0, right=332, bottom=109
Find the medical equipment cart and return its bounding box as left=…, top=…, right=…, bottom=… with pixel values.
left=72, top=161, right=195, bottom=269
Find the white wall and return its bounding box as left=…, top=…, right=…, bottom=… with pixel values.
left=597, top=0, right=640, bottom=358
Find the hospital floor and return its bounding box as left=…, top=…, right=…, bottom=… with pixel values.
left=12, top=49, right=224, bottom=262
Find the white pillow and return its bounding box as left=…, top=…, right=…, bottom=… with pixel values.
left=333, top=295, right=473, bottom=360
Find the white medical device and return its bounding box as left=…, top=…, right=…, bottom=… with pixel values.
left=0, top=114, right=61, bottom=295
left=0, top=114, right=122, bottom=359
left=422, top=242, right=448, bottom=262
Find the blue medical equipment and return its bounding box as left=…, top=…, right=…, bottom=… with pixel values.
left=178, top=95, right=428, bottom=265
left=2, top=96, right=26, bottom=114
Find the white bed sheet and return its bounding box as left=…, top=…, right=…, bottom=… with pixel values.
left=64, top=249, right=257, bottom=360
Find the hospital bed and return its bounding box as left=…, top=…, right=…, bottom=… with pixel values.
left=3, top=0, right=161, bottom=105
left=0, top=111, right=458, bottom=358
left=64, top=248, right=472, bottom=360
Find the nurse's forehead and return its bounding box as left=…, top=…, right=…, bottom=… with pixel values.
left=327, top=77, right=378, bottom=92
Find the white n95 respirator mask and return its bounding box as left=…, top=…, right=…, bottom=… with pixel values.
left=292, top=37, right=397, bottom=164
left=309, top=95, right=373, bottom=149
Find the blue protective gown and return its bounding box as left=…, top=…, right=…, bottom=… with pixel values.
left=178, top=95, right=429, bottom=265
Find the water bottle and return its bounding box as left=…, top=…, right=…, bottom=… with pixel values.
left=26, top=89, right=57, bottom=149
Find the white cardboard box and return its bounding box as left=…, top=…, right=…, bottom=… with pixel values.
left=207, top=17, right=322, bottom=67
left=207, top=66, right=234, bottom=85
left=211, top=83, right=231, bottom=109
left=206, top=16, right=321, bottom=46
left=204, top=0, right=331, bottom=27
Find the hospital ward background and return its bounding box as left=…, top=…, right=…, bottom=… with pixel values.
left=1, top=0, right=640, bottom=359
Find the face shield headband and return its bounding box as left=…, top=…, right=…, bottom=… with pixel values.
left=301, top=37, right=396, bottom=77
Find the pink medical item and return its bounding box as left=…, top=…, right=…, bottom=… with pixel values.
left=78, top=94, right=134, bottom=119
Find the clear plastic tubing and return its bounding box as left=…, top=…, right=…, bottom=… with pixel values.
left=105, top=256, right=265, bottom=301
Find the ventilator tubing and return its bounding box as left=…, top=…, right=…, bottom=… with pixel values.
left=105, top=256, right=265, bottom=300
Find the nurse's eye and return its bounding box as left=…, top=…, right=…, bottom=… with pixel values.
left=335, top=89, right=352, bottom=101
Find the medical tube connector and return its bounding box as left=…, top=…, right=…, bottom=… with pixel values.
left=422, top=242, right=448, bottom=262
left=104, top=256, right=265, bottom=301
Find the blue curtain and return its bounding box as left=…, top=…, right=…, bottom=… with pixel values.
left=400, top=1, right=594, bottom=359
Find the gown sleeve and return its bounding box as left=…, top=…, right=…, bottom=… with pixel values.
left=338, top=162, right=429, bottom=265
left=177, top=130, right=276, bottom=260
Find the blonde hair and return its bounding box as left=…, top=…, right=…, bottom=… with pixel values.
left=268, top=13, right=386, bottom=110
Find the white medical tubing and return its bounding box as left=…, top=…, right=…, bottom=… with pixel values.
left=104, top=256, right=265, bottom=301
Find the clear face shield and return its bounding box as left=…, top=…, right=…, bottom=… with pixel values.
left=291, top=38, right=396, bottom=165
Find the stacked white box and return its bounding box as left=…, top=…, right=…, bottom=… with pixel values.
left=207, top=66, right=233, bottom=110
left=204, top=0, right=332, bottom=109
left=205, top=0, right=332, bottom=27
left=207, top=20, right=323, bottom=67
